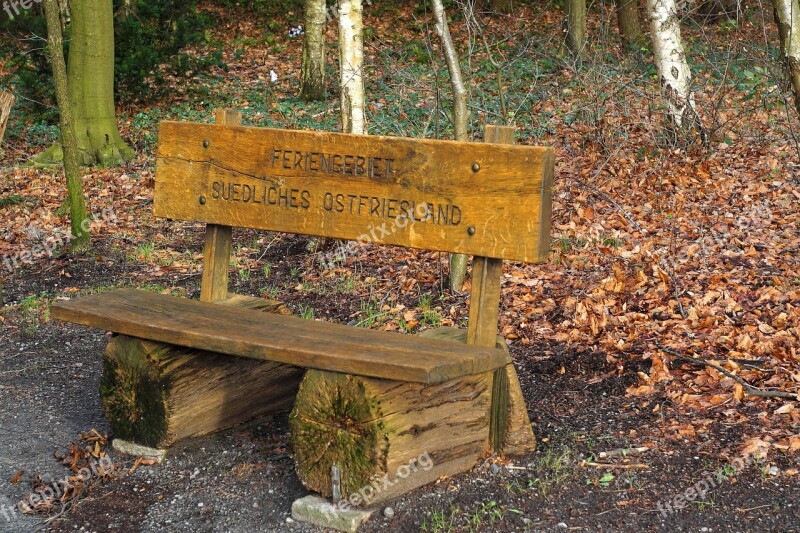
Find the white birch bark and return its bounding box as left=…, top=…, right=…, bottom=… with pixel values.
left=338, top=0, right=365, bottom=134
left=773, top=0, right=800, bottom=114
left=647, top=0, right=702, bottom=133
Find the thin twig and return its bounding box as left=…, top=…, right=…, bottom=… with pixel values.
left=656, top=341, right=799, bottom=400
left=580, top=461, right=650, bottom=470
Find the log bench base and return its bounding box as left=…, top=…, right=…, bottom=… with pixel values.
left=99, top=295, right=304, bottom=448
left=289, top=328, right=535, bottom=506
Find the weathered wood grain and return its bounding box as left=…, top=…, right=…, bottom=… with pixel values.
left=101, top=295, right=302, bottom=448
left=50, top=289, right=509, bottom=383
left=200, top=109, right=241, bottom=302
left=289, top=361, right=492, bottom=505
left=154, top=121, right=554, bottom=262
left=467, top=125, right=537, bottom=455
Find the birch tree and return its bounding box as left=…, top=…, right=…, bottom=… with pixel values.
left=307, top=0, right=363, bottom=254
left=772, top=0, right=800, bottom=114
left=432, top=0, right=469, bottom=291
left=647, top=0, right=705, bottom=141
left=339, top=0, right=365, bottom=134
left=300, top=0, right=327, bottom=101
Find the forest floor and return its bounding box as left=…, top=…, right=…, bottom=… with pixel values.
left=1, top=1, right=799, bottom=531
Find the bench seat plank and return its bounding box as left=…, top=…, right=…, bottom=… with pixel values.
left=50, top=289, right=509, bottom=384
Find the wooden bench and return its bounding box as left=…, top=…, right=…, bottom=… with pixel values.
left=51, top=109, right=554, bottom=505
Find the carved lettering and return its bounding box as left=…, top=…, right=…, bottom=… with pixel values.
left=210, top=181, right=311, bottom=211
left=269, top=149, right=395, bottom=179
left=208, top=181, right=461, bottom=225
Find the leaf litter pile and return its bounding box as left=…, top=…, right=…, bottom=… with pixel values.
left=7, top=429, right=156, bottom=522
left=1, top=0, right=799, bottom=519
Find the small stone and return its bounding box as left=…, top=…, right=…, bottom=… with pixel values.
left=523, top=518, right=533, bottom=526
left=383, top=507, right=395, bottom=519
left=769, top=466, right=779, bottom=476
left=490, top=463, right=501, bottom=474
left=292, top=495, right=373, bottom=533
left=112, top=439, right=167, bottom=464
left=700, top=528, right=710, bottom=532
left=286, top=517, right=294, bottom=523
left=197, top=503, right=203, bottom=508
left=253, top=502, right=258, bottom=508
left=557, top=522, right=568, bottom=529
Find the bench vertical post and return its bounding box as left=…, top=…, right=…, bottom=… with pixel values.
left=467, top=124, right=514, bottom=347
left=468, top=124, right=537, bottom=455
left=200, top=109, right=241, bottom=302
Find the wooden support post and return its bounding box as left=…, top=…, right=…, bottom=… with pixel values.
left=468, top=124, right=536, bottom=456
left=200, top=109, right=241, bottom=302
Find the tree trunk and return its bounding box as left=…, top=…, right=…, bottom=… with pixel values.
left=101, top=296, right=305, bottom=449
left=616, top=0, right=644, bottom=47
left=772, top=0, right=800, bottom=115
left=490, top=0, right=513, bottom=14
left=0, top=91, right=13, bottom=155
left=300, top=0, right=327, bottom=101
left=647, top=0, right=705, bottom=142
left=309, top=0, right=364, bottom=253
left=338, top=0, right=365, bottom=134
left=432, top=0, right=469, bottom=292
left=43, top=0, right=90, bottom=251
left=562, top=0, right=587, bottom=62
left=37, top=0, right=134, bottom=167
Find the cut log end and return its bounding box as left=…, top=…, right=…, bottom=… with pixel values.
left=101, top=336, right=170, bottom=447
left=289, top=371, right=389, bottom=499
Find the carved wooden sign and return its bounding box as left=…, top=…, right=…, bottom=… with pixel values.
left=155, top=122, right=554, bottom=262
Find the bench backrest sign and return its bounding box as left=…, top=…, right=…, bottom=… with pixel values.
left=155, top=122, right=554, bottom=263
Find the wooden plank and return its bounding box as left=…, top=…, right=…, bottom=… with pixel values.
left=50, top=289, right=508, bottom=384
left=467, top=257, right=504, bottom=347
left=200, top=224, right=231, bottom=302
left=200, top=109, right=241, bottom=302
left=154, top=121, right=554, bottom=263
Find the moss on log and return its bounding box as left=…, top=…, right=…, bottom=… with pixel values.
left=100, top=295, right=305, bottom=448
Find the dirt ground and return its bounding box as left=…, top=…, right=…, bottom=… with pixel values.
left=1, top=234, right=798, bottom=533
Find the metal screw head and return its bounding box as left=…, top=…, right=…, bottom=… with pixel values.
left=203, top=140, right=210, bottom=148
left=467, top=226, right=476, bottom=236
left=199, top=195, right=206, bottom=205
left=471, top=162, right=480, bottom=172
